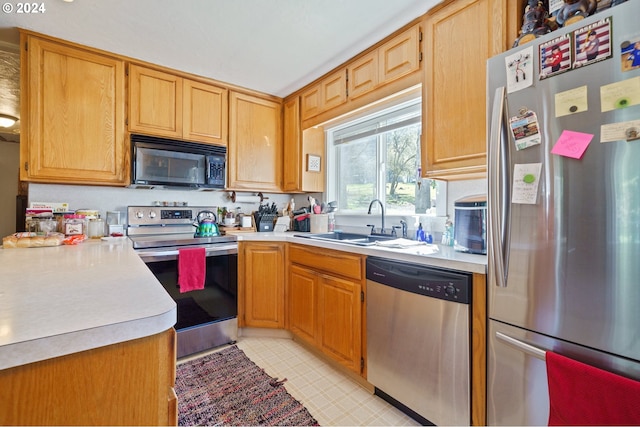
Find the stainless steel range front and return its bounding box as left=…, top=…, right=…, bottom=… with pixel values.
left=127, top=205, right=238, bottom=358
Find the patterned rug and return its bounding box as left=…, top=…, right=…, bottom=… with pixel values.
left=175, top=345, right=320, bottom=426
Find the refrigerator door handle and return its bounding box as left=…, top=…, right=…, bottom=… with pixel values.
left=496, top=331, right=547, bottom=360
left=488, top=86, right=510, bottom=287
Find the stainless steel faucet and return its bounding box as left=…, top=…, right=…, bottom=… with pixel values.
left=367, top=199, right=385, bottom=234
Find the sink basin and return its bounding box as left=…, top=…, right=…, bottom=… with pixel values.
left=295, top=232, right=396, bottom=246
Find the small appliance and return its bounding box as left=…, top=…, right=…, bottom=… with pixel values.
left=130, top=134, right=226, bottom=189
left=453, top=194, right=487, bottom=255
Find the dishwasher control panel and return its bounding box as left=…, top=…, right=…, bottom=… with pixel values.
left=366, top=257, right=471, bottom=304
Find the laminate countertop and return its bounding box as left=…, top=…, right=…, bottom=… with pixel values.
left=0, top=238, right=176, bottom=370
left=0, top=231, right=485, bottom=371
left=237, top=232, right=488, bottom=275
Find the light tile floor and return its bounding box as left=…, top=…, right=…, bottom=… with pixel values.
left=179, top=336, right=420, bottom=426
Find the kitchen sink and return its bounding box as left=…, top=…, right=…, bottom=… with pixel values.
left=295, top=232, right=396, bottom=246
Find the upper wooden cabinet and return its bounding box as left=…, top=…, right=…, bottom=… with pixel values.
left=283, top=96, right=325, bottom=193
left=228, top=91, right=282, bottom=191
left=129, top=64, right=228, bottom=145
left=301, top=68, right=347, bottom=120
left=183, top=79, right=228, bottom=144
left=422, top=0, right=506, bottom=179
left=349, top=24, right=421, bottom=100
left=20, top=33, right=128, bottom=186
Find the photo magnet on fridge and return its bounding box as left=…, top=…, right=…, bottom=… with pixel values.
left=539, top=34, right=572, bottom=79
left=573, top=17, right=613, bottom=69
left=620, top=35, right=640, bottom=72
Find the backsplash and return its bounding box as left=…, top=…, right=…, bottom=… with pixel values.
left=28, top=183, right=291, bottom=226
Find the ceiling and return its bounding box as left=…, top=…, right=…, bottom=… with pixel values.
left=0, top=0, right=443, bottom=142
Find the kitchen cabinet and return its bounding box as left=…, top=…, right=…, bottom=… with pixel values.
left=20, top=33, right=127, bottom=186
left=300, top=68, right=347, bottom=121
left=238, top=242, right=285, bottom=329
left=288, top=244, right=363, bottom=374
left=129, top=64, right=228, bottom=145
left=422, top=0, right=506, bottom=179
left=0, top=329, right=177, bottom=426
left=228, top=91, right=282, bottom=191
left=283, top=96, right=325, bottom=193
left=349, top=24, right=421, bottom=99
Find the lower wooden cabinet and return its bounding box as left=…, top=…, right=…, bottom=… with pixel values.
left=287, top=244, right=364, bottom=374
left=239, top=242, right=285, bottom=328
left=0, top=329, right=177, bottom=426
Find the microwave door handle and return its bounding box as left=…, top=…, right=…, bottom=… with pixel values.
left=205, top=158, right=211, bottom=182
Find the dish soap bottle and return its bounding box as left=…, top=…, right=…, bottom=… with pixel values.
left=416, top=223, right=426, bottom=242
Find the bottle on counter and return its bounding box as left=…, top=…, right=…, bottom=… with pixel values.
left=416, top=223, right=426, bottom=242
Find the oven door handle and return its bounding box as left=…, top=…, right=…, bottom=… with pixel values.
left=137, top=244, right=238, bottom=262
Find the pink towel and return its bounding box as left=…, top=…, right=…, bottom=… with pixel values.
left=546, top=350, right=640, bottom=426
left=178, top=247, right=206, bottom=293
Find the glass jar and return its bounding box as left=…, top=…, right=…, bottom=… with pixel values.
left=63, top=214, right=87, bottom=237
left=88, top=218, right=105, bottom=239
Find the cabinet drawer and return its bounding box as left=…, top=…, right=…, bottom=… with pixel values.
left=289, top=244, right=363, bottom=281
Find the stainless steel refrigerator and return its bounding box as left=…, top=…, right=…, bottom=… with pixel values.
left=487, top=2, right=640, bottom=425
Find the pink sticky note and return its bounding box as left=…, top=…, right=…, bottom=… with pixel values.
left=551, top=130, right=593, bottom=159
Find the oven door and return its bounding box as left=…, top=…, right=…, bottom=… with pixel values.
left=137, top=243, right=238, bottom=357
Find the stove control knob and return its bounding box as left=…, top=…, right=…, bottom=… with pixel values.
left=135, top=211, right=144, bottom=219
left=445, top=285, right=457, bottom=296
left=149, top=211, right=157, bottom=219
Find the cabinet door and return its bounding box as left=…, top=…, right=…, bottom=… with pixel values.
left=228, top=92, right=282, bottom=191
left=183, top=79, right=228, bottom=145
left=348, top=51, right=378, bottom=99
left=301, top=84, right=321, bottom=120
left=241, top=242, right=284, bottom=328
left=422, top=0, right=505, bottom=178
left=22, top=36, right=127, bottom=185
left=288, top=264, right=318, bottom=346
left=320, top=69, right=347, bottom=111
left=129, top=65, right=183, bottom=138
left=318, top=274, right=362, bottom=373
left=282, top=96, right=301, bottom=192
left=379, top=24, right=420, bottom=83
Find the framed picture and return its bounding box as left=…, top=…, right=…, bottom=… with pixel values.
left=539, top=34, right=572, bottom=79
left=573, top=17, right=612, bottom=69
left=307, top=154, right=321, bottom=172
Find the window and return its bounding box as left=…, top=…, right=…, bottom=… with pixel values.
left=327, top=97, right=432, bottom=215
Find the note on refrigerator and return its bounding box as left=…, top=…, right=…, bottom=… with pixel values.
left=512, top=163, right=543, bottom=205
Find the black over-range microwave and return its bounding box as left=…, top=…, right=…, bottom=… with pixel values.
left=130, top=134, right=226, bottom=189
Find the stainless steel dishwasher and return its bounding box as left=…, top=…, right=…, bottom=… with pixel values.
left=366, top=256, right=471, bottom=426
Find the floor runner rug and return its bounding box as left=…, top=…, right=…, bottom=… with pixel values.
left=175, top=345, right=320, bottom=426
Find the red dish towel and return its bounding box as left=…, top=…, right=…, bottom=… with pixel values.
left=546, top=350, right=640, bottom=426
left=178, top=247, right=206, bottom=293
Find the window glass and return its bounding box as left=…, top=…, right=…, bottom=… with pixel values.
left=328, top=98, right=433, bottom=214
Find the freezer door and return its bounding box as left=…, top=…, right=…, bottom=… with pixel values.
left=488, top=320, right=640, bottom=426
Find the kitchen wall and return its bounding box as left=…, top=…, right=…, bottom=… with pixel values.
left=23, top=178, right=484, bottom=236
left=28, top=184, right=291, bottom=227
left=0, top=141, right=19, bottom=237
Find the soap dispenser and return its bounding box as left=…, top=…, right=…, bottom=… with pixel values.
left=416, top=223, right=426, bottom=242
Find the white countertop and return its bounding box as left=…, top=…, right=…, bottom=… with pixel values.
left=0, top=239, right=176, bottom=370
left=237, top=232, right=487, bottom=275
left=0, top=230, right=485, bottom=371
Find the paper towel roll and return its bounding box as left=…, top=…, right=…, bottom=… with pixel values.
left=234, top=195, right=261, bottom=203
